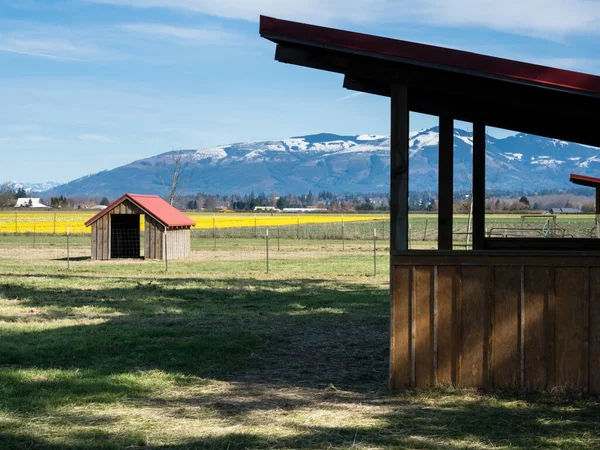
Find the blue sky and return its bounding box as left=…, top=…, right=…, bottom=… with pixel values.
left=1, top=0, right=599, bottom=183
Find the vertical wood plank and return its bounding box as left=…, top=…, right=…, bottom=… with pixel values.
left=438, top=116, right=454, bottom=250
left=91, top=223, right=97, bottom=260
left=554, top=267, right=586, bottom=388
left=437, top=266, right=456, bottom=384
left=390, top=84, right=409, bottom=252
left=492, top=266, right=520, bottom=389
left=391, top=266, right=412, bottom=389
left=524, top=267, right=549, bottom=389
left=590, top=268, right=600, bottom=394
left=414, top=266, right=434, bottom=388
left=472, top=122, right=486, bottom=250
left=453, top=265, right=462, bottom=385
left=460, top=266, right=487, bottom=388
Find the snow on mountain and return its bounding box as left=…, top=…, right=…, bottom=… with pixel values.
left=4, top=181, right=61, bottom=193
left=43, top=128, right=600, bottom=198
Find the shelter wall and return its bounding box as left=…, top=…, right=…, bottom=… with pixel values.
left=91, top=215, right=111, bottom=260
left=165, top=228, right=191, bottom=260
left=90, top=199, right=143, bottom=260
left=391, top=252, right=600, bottom=393
left=144, top=215, right=165, bottom=260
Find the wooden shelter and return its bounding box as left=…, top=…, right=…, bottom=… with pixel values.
left=261, top=16, right=600, bottom=392
left=571, top=174, right=600, bottom=238
left=85, top=193, right=195, bottom=261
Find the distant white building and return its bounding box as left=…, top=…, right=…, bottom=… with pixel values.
left=282, top=207, right=327, bottom=212
left=14, top=198, right=49, bottom=208
left=254, top=206, right=279, bottom=212
left=90, top=205, right=108, bottom=210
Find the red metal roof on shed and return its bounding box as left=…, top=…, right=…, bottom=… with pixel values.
left=85, top=194, right=196, bottom=228
left=260, top=16, right=600, bottom=97
left=570, top=174, right=600, bottom=189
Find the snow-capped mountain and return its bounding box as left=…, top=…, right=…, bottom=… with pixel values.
left=4, top=181, right=61, bottom=193
left=44, top=128, right=600, bottom=198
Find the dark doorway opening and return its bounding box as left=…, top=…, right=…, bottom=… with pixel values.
left=111, top=214, right=141, bottom=258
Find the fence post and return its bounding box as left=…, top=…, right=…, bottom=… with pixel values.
left=342, top=221, right=345, bottom=251
left=15, top=213, right=17, bottom=233
left=33, top=223, right=36, bottom=248
left=54, top=212, right=56, bottom=235
left=373, top=228, right=377, bottom=276
left=423, top=218, right=428, bottom=241
left=297, top=215, right=300, bottom=239
left=266, top=228, right=269, bottom=274
left=164, top=233, right=168, bottom=273
left=213, top=216, right=216, bottom=251
left=254, top=215, right=257, bottom=238
left=66, top=227, right=70, bottom=271
left=277, top=224, right=280, bottom=251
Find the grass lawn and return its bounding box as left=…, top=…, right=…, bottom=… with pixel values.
left=0, top=240, right=599, bottom=449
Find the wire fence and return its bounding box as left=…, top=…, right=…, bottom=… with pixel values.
left=0, top=214, right=597, bottom=273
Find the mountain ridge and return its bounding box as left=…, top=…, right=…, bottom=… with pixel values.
left=42, top=127, right=600, bottom=198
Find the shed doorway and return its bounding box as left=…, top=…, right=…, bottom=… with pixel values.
left=110, top=214, right=141, bottom=258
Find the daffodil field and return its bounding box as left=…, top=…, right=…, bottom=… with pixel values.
left=0, top=211, right=387, bottom=235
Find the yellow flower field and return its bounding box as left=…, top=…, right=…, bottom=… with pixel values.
left=0, top=211, right=387, bottom=234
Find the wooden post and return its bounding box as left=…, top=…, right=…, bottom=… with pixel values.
left=373, top=228, right=377, bottom=276
left=390, top=84, right=410, bottom=252
left=472, top=122, right=486, bottom=250
left=266, top=228, right=269, bottom=273
left=596, top=190, right=600, bottom=239
left=438, top=116, right=454, bottom=250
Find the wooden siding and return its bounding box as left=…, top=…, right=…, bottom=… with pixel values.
left=90, top=199, right=142, bottom=260
left=144, top=215, right=165, bottom=260
left=390, top=252, right=600, bottom=392
left=165, top=228, right=191, bottom=260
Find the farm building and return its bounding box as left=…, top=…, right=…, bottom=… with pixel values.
left=85, top=193, right=195, bottom=261
left=261, top=16, right=600, bottom=393
left=549, top=208, right=581, bottom=214
left=15, top=198, right=49, bottom=208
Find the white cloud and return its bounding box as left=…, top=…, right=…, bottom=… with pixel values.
left=79, top=134, right=117, bottom=143
left=88, top=0, right=600, bottom=39
left=335, top=92, right=365, bottom=102
left=120, top=23, right=242, bottom=45
left=0, top=24, right=112, bottom=62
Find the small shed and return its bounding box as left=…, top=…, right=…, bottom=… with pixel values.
left=84, top=193, right=195, bottom=260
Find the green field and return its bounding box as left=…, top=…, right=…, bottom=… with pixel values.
left=1, top=238, right=599, bottom=449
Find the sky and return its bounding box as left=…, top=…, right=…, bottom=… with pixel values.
left=1, top=0, right=599, bottom=183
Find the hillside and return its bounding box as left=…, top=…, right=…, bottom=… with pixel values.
left=44, top=128, right=600, bottom=198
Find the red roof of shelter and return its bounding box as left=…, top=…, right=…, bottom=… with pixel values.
left=260, top=16, right=600, bottom=97
left=570, top=174, right=600, bottom=189
left=85, top=194, right=196, bottom=228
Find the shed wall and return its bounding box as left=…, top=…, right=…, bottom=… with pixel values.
left=165, top=228, right=191, bottom=260
left=391, top=253, right=600, bottom=393
left=144, top=215, right=165, bottom=260
left=90, top=199, right=142, bottom=260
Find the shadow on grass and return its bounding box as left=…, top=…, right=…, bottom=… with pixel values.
left=1, top=274, right=600, bottom=449
left=0, top=276, right=389, bottom=390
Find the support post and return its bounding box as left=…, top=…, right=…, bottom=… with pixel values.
left=472, top=122, right=486, bottom=250
left=596, top=190, right=600, bottom=239
left=438, top=116, right=454, bottom=250
left=390, top=84, right=410, bottom=252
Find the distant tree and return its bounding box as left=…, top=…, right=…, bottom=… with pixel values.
left=186, top=199, right=198, bottom=210
left=204, top=196, right=217, bottom=210
left=276, top=196, right=287, bottom=210
left=27, top=199, right=33, bottom=207
left=100, top=197, right=110, bottom=206
left=582, top=203, right=596, bottom=214
left=13, top=187, right=27, bottom=199
left=0, top=183, right=14, bottom=209
left=157, top=150, right=195, bottom=205
left=356, top=199, right=375, bottom=211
